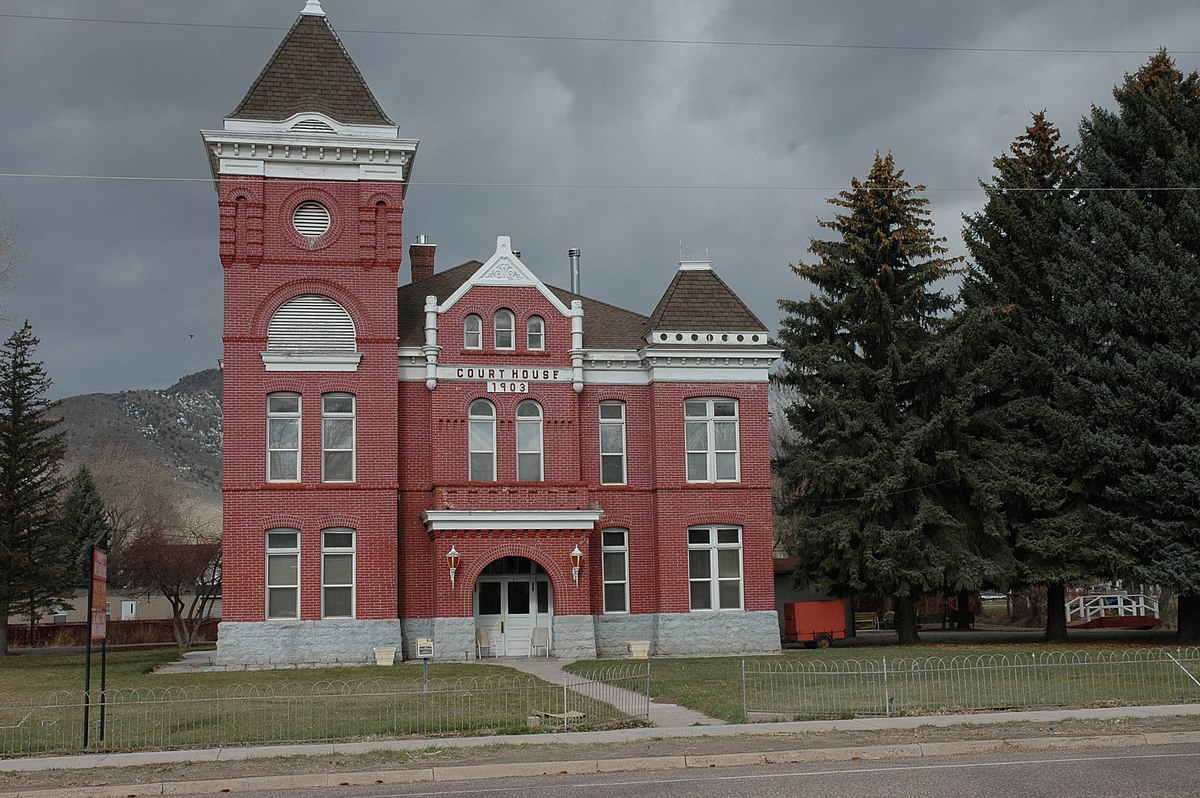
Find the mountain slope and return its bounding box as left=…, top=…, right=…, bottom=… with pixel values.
left=54, top=369, right=223, bottom=502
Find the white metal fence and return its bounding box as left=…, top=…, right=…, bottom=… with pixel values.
left=743, top=647, right=1200, bottom=720
left=0, top=662, right=650, bottom=756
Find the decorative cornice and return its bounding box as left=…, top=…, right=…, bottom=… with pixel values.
left=421, top=509, right=603, bottom=531
left=201, top=125, right=417, bottom=184
left=645, top=330, right=770, bottom=346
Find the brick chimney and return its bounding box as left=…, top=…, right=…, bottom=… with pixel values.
left=409, top=234, right=436, bottom=282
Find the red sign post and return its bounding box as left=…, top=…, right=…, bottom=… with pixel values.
left=83, top=545, right=109, bottom=746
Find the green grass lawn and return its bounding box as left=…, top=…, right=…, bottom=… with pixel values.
left=0, top=648, right=508, bottom=697
left=567, top=642, right=1200, bottom=723
left=0, top=649, right=616, bottom=755
left=4, top=642, right=1193, bottom=753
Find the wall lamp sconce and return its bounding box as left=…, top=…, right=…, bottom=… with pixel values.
left=570, top=544, right=583, bottom=585
left=447, top=546, right=460, bottom=587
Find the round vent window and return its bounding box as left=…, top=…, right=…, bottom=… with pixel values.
left=293, top=202, right=331, bottom=238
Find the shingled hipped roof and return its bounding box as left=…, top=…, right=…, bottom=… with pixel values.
left=229, top=11, right=394, bottom=126
left=643, top=267, right=768, bottom=333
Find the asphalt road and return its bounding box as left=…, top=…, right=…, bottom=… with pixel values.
left=162, top=743, right=1200, bottom=798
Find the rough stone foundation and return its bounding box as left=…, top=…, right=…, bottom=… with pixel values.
left=216, top=619, right=404, bottom=669
left=217, top=610, right=780, bottom=668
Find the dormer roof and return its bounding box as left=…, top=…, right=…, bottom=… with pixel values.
left=228, top=8, right=393, bottom=126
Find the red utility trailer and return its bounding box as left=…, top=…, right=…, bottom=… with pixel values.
left=783, top=599, right=847, bottom=648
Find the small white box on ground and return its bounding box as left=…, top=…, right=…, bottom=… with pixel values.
left=627, top=640, right=650, bottom=659
left=373, top=646, right=397, bottom=666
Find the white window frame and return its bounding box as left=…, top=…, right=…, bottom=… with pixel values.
left=266, top=529, right=300, bottom=620
left=267, top=393, right=301, bottom=482
left=687, top=525, right=743, bottom=611
left=464, top=314, right=482, bottom=350
left=684, top=398, right=740, bottom=483
left=599, top=401, right=627, bottom=485
left=601, top=528, right=629, bottom=614
left=321, top=393, right=355, bottom=482
left=494, top=309, right=515, bottom=350
left=526, top=316, right=544, bottom=351
left=469, top=399, right=497, bottom=481
left=321, top=528, right=355, bottom=619
left=516, top=399, right=544, bottom=481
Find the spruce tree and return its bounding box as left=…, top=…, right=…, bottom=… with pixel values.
left=952, top=114, right=1120, bottom=640
left=775, top=153, right=964, bottom=643
left=0, top=321, right=67, bottom=653
left=58, top=465, right=111, bottom=586
left=1056, top=52, right=1200, bottom=639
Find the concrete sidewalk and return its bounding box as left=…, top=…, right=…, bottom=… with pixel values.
left=497, top=655, right=724, bottom=727
left=3, top=703, right=1198, bottom=774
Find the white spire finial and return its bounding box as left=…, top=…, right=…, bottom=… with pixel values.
left=302, top=0, right=325, bottom=16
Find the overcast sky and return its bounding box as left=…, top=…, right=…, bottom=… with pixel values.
left=1, top=1, right=1197, bottom=398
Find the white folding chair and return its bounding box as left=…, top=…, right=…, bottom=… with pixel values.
left=529, top=626, right=550, bottom=657
left=475, top=626, right=495, bottom=658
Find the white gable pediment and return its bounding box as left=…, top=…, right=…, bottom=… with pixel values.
left=439, top=236, right=571, bottom=316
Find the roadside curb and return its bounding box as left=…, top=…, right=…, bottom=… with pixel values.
left=7, top=730, right=1200, bottom=798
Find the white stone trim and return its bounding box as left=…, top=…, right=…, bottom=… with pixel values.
left=438, top=236, right=572, bottom=317
left=399, top=346, right=777, bottom=384
left=262, top=352, right=362, bottom=371
left=221, top=113, right=405, bottom=140
left=202, top=127, right=417, bottom=183
left=678, top=259, right=712, bottom=271
left=422, top=509, right=602, bottom=531
left=646, top=330, right=770, bottom=346
left=437, top=365, right=572, bottom=383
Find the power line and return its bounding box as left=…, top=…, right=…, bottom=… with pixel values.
left=1, top=172, right=1197, bottom=193
left=0, top=12, right=1194, bottom=56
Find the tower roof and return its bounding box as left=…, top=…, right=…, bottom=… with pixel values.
left=228, top=7, right=394, bottom=126
left=644, top=262, right=767, bottom=334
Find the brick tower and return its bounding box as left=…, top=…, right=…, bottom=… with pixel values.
left=201, top=0, right=418, bottom=664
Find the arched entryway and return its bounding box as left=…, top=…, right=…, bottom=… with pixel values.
left=474, top=556, right=554, bottom=656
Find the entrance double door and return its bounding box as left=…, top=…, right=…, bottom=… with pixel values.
left=475, top=576, right=552, bottom=656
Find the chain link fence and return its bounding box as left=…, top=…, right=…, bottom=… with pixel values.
left=743, top=647, right=1200, bottom=720
left=0, top=662, right=650, bottom=756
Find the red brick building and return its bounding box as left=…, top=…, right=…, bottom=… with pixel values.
left=203, top=1, right=781, bottom=665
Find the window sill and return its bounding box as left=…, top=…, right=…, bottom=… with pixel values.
left=261, top=351, right=362, bottom=371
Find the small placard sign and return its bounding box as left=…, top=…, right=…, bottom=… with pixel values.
left=416, top=638, right=435, bottom=658
left=90, top=608, right=107, bottom=641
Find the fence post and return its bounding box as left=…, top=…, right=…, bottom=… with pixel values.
left=646, top=659, right=652, bottom=720
left=562, top=674, right=569, bottom=728
left=1031, top=652, right=1039, bottom=706
left=882, top=657, right=890, bottom=717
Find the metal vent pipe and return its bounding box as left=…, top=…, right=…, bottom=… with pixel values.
left=568, top=248, right=581, bottom=294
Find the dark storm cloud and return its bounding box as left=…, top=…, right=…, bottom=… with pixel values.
left=0, top=0, right=1196, bottom=397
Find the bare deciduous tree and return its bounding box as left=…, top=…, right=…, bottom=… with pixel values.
left=90, top=444, right=221, bottom=647
left=89, top=444, right=186, bottom=553
left=113, top=522, right=221, bottom=648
